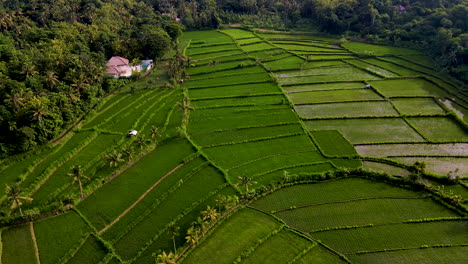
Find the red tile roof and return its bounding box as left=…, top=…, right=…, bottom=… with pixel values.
left=107, top=56, right=129, bottom=66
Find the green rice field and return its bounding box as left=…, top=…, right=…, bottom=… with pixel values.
left=1, top=28, right=466, bottom=264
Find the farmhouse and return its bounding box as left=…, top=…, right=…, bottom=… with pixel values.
left=106, top=56, right=153, bottom=78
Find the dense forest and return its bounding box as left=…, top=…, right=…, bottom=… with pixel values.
left=0, top=0, right=182, bottom=157
left=0, top=0, right=467, bottom=157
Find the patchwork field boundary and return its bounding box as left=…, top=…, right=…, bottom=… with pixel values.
left=272, top=196, right=428, bottom=214
left=25, top=132, right=99, bottom=196
left=249, top=161, right=334, bottom=181
left=105, top=161, right=210, bottom=243
left=349, top=243, right=468, bottom=256
left=199, top=132, right=305, bottom=148
left=30, top=222, right=40, bottom=264
left=98, top=162, right=187, bottom=235
left=232, top=225, right=285, bottom=264
left=247, top=205, right=352, bottom=263
left=127, top=184, right=231, bottom=264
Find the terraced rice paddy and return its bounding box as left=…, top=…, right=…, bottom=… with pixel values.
left=1, top=28, right=467, bottom=264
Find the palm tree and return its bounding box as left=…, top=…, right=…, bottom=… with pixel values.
left=104, top=151, right=123, bottom=167
left=150, top=126, right=160, bottom=145
left=5, top=183, right=33, bottom=216
left=134, top=135, right=148, bottom=150
left=45, top=71, right=59, bottom=90
left=185, top=226, right=200, bottom=245
left=30, top=96, right=50, bottom=125
left=236, top=176, right=257, bottom=193
left=122, top=146, right=134, bottom=160
left=167, top=223, right=180, bottom=255
left=201, top=206, right=219, bottom=222
left=68, top=165, right=89, bottom=199
left=156, top=251, right=176, bottom=264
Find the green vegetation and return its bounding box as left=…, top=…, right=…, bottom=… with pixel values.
left=306, top=118, right=425, bottom=144
left=1, top=224, right=38, bottom=264
left=288, top=89, right=382, bottom=105
left=311, top=130, right=358, bottom=157
left=181, top=208, right=282, bottom=264
left=1, top=24, right=467, bottom=264
left=297, top=101, right=398, bottom=119
left=34, top=212, right=91, bottom=264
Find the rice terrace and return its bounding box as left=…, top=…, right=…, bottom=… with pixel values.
left=1, top=27, right=468, bottom=264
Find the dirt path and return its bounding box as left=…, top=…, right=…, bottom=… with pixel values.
left=98, top=163, right=185, bottom=235
left=29, top=222, right=41, bottom=264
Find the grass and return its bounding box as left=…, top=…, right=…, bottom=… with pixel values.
left=34, top=211, right=91, bottom=264
left=295, top=245, right=346, bottom=264
left=180, top=208, right=282, bottom=264
left=203, top=135, right=317, bottom=169
left=346, top=59, right=400, bottom=78
left=362, top=161, right=410, bottom=177
left=348, top=246, right=468, bottom=264
left=237, top=38, right=264, bottom=45
left=132, top=186, right=238, bottom=264
left=276, top=198, right=458, bottom=232
left=100, top=157, right=207, bottom=242
left=77, top=140, right=195, bottom=230
left=392, top=157, right=468, bottom=177
left=187, top=59, right=256, bottom=75
left=241, top=229, right=312, bottom=264
left=0, top=147, right=52, bottom=193
left=263, top=56, right=304, bottom=71
left=305, top=118, right=425, bottom=144
left=220, top=28, right=257, bottom=39
left=288, top=89, right=382, bottom=105
left=189, top=107, right=298, bottom=134
left=65, top=235, right=108, bottom=264
left=247, top=48, right=285, bottom=59
left=362, top=58, right=420, bottom=76
left=312, top=221, right=468, bottom=253
left=193, top=54, right=249, bottom=66
left=296, top=101, right=399, bottom=119
left=191, top=124, right=304, bottom=147
left=31, top=133, right=123, bottom=203
left=392, top=98, right=447, bottom=115
left=275, top=43, right=346, bottom=53
left=356, top=143, right=468, bottom=157
left=303, top=60, right=347, bottom=68
left=191, top=95, right=286, bottom=109
left=251, top=178, right=422, bottom=213
left=183, top=30, right=234, bottom=44
left=284, top=82, right=366, bottom=93
left=369, top=78, right=445, bottom=98
left=185, top=72, right=271, bottom=89
left=273, top=40, right=342, bottom=50
left=342, top=42, right=422, bottom=56
left=186, top=44, right=238, bottom=56
left=330, top=159, right=362, bottom=169
left=188, top=66, right=266, bottom=81
left=1, top=224, right=38, bottom=264
left=228, top=151, right=326, bottom=181
left=279, top=72, right=380, bottom=85
left=256, top=163, right=335, bottom=186
left=240, top=42, right=277, bottom=52
left=276, top=65, right=370, bottom=78
left=112, top=165, right=226, bottom=260
left=302, top=54, right=357, bottom=60
left=190, top=49, right=244, bottom=61
left=188, top=81, right=281, bottom=100
left=407, top=117, right=468, bottom=142
left=311, top=130, right=357, bottom=157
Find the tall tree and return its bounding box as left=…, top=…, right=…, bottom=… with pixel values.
left=68, top=165, right=89, bottom=199
left=236, top=176, right=257, bottom=193
left=5, top=183, right=32, bottom=216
